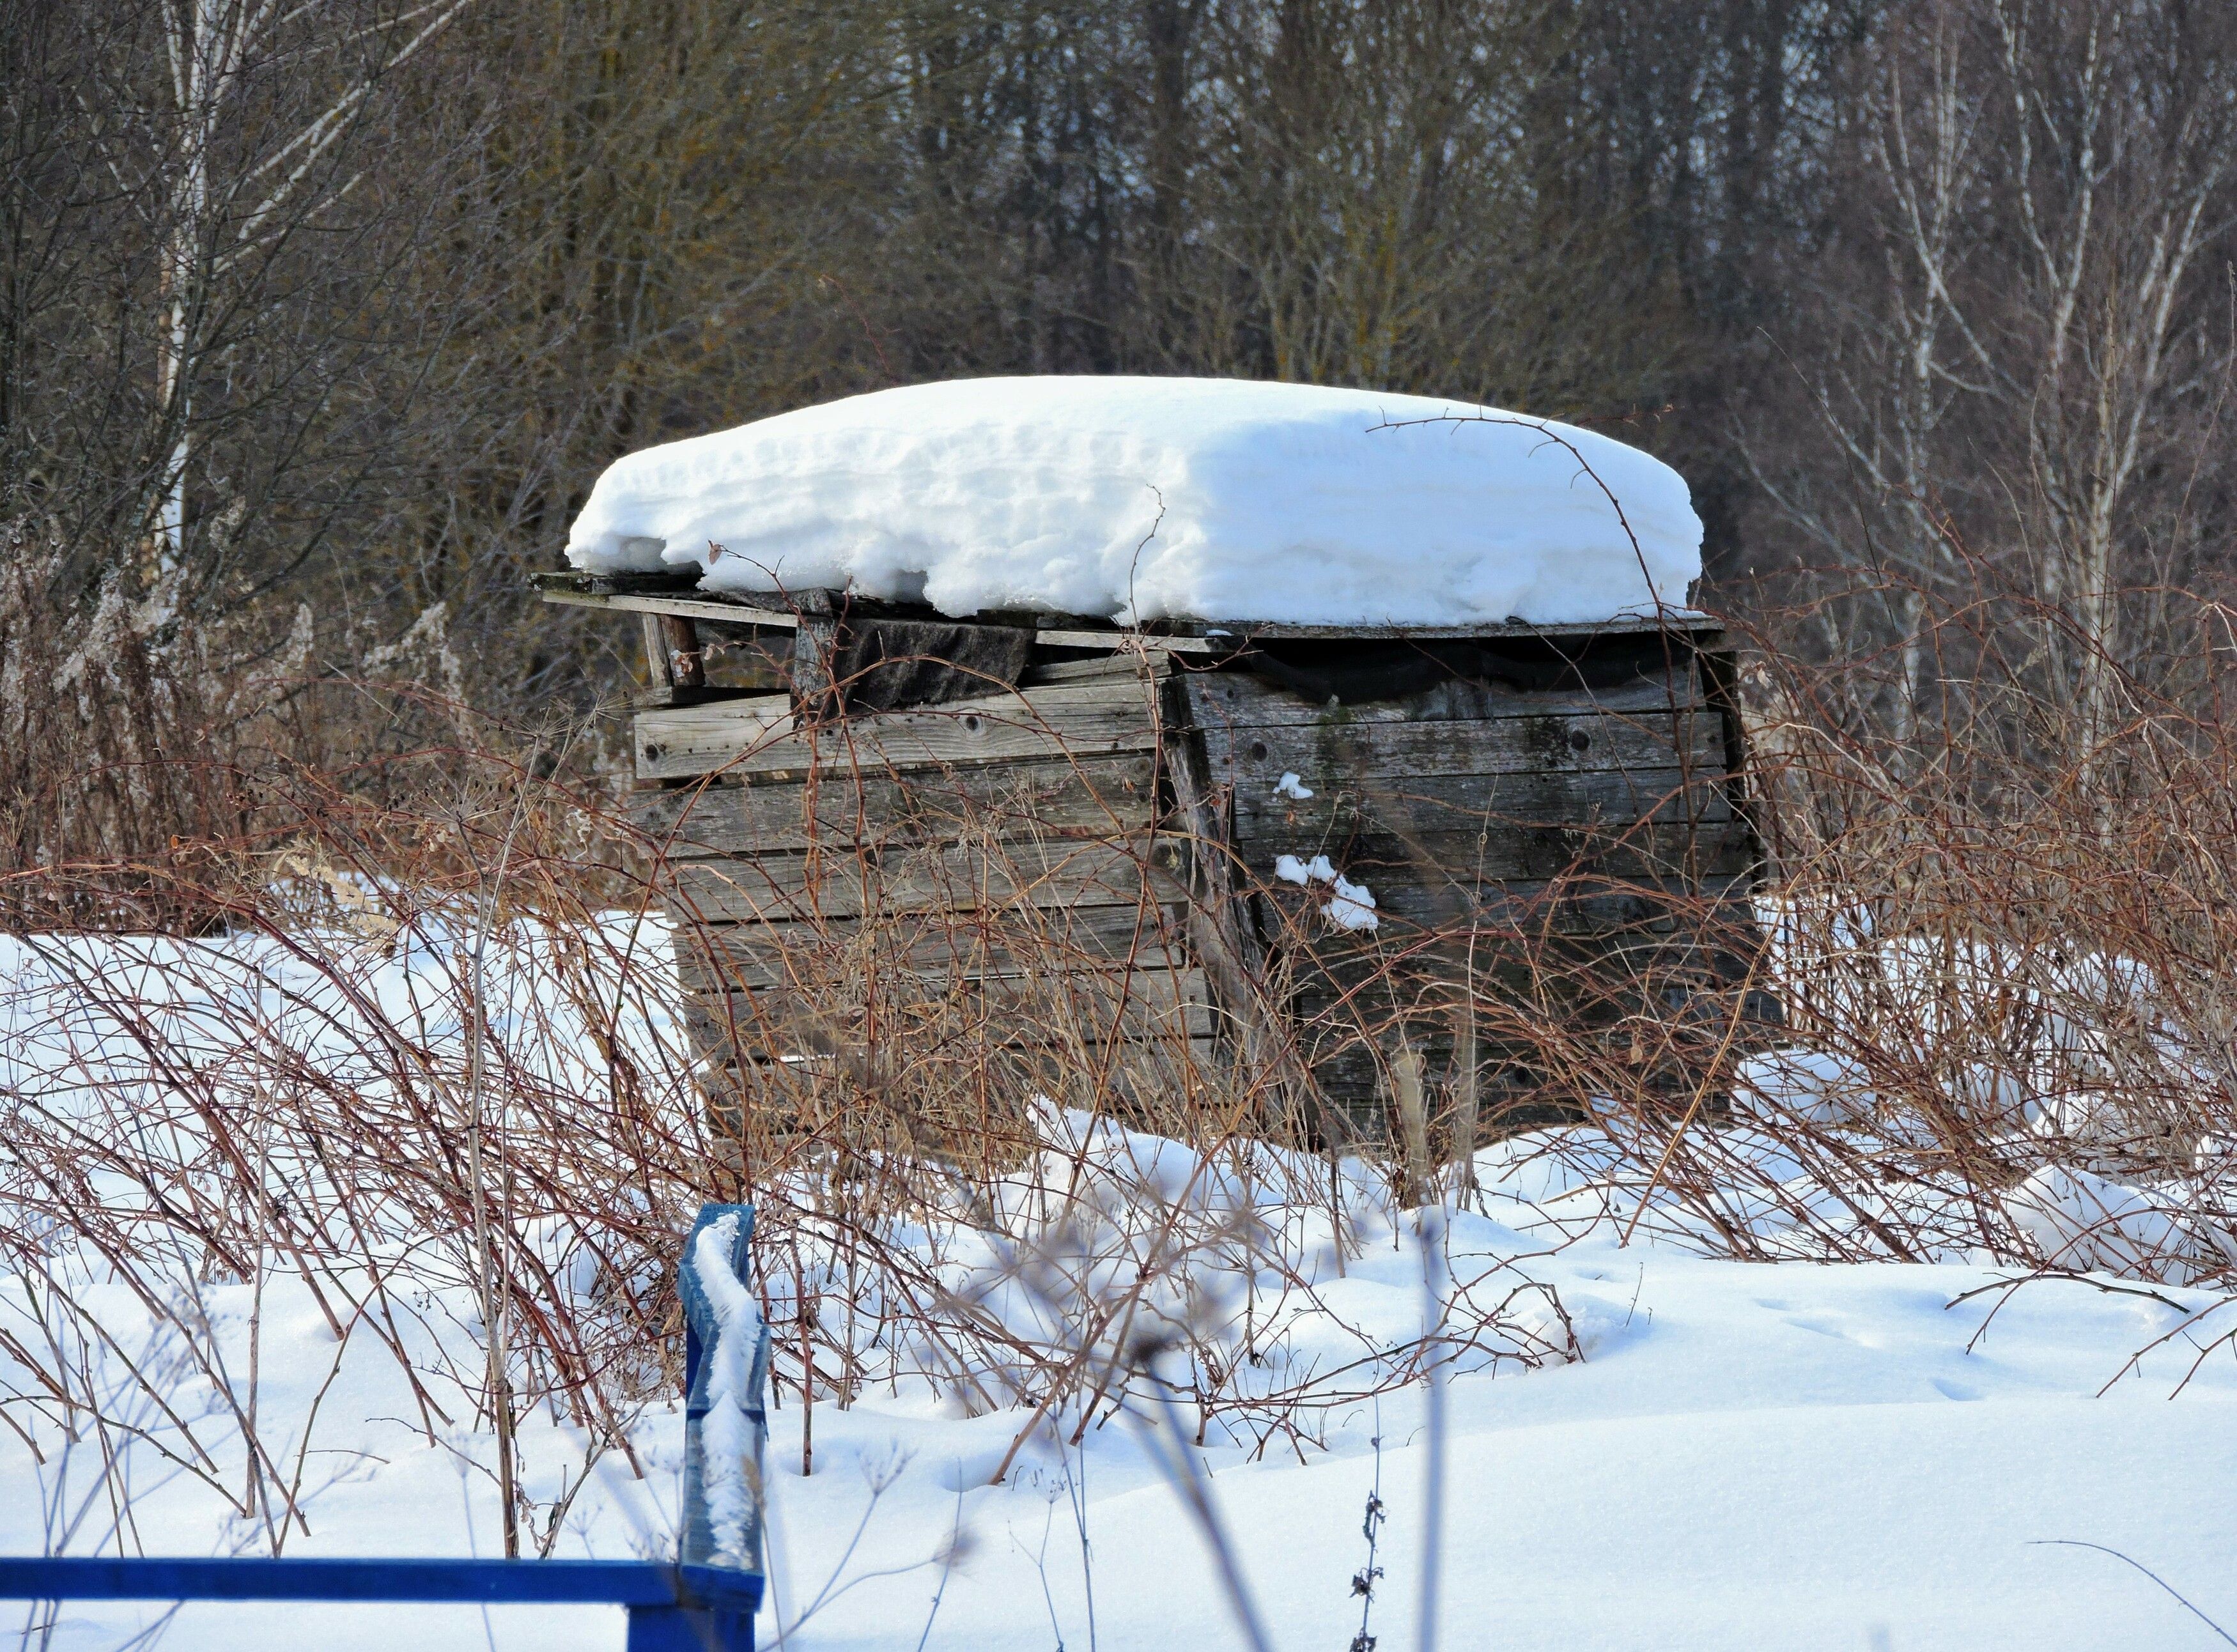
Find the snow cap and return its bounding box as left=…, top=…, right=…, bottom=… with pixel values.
left=565, top=376, right=1702, bottom=628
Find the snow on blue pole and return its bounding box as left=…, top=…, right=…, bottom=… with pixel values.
left=678, top=1203, right=770, bottom=1582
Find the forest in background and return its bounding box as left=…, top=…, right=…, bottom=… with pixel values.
left=7, top=0, right=2237, bottom=866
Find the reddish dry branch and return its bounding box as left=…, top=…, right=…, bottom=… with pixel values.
left=10, top=562, right=2237, bottom=1550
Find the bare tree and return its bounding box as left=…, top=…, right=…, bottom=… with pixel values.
left=132, top=0, right=479, bottom=578
left=1985, top=0, right=2237, bottom=751
left=6, top=0, right=490, bottom=614
left=1749, top=0, right=2237, bottom=760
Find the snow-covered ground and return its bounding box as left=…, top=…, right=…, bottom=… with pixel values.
left=4, top=924, right=2235, bottom=1651
left=759, top=1216, right=2237, bottom=1652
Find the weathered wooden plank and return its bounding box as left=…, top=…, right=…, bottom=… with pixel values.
left=1196, top=708, right=1728, bottom=796
left=791, top=612, right=842, bottom=719
left=631, top=692, right=791, bottom=780
left=626, top=752, right=1163, bottom=854
left=705, top=1033, right=1227, bottom=1088
left=664, top=837, right=1186, bottom=923
left=688, top=965, right=1218, bottom=1054
left=1228, top=765, right=1737, bottom=850
left=672, top=902, right=1192, bottom=992
left=1233, top=821, right=1760, bottom=909
left=676, top=940, right=1196, bottom=1001
left=1035, top=629, right=1219, bottom=656
left=748, top=962, right=1211, bottom=1029
left=636, top=670, right=1168, bottom=782
left=639, top=612, right=675, bottom=699
left=539, top=586, right=804, bottom=633
left=1189, top=612, right=1724, bottom=642
left=1180, top=662, right=1707, bottom=732
left=1190, top=661, right=1727, bottom=805
left=1018, top=652, right=1173, bottom=688
left=1347, top=872, right=1758, bottom=934
left=532, top=570, right=1722, bottom=646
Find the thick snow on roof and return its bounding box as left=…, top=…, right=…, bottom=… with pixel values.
left=564, top=376, right=1702, bottom=627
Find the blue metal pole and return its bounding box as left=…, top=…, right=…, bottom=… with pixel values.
left=0, top=1557, right=761, bottom=1652
left=0, top=1205, right=771, bottom=1652
left=0, top=1556, right=687, bottom=1603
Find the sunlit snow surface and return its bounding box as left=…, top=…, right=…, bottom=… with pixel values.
left=4, top=927, right=2235, bottom=1651
left=564, top=376, right=1702, bottom=627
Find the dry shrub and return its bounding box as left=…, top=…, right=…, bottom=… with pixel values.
left=0, top=515, right=530, bottom=933
left=16, top=557, right=2237, bottom=1565
left=1547, top=563, right=2237, bottom=1283
left=1, top=706, right=1579, bottom=1552
left=0, top=523, right=269, bottom=914
left=1, top=741, right=694, bottom=1542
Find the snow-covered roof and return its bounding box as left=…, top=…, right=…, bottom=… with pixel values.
left=564, top=376, right=1702, bottom=628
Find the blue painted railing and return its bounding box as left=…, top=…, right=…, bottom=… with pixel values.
left=0, top=1557, right=761, bottom=1649
left=0, top=1203, right=771, bottom=1652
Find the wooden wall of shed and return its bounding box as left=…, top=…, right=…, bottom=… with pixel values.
left=623, top=622, right=1769, bottom=1157
left=626, top=652, right=1220, bottom=1162
left=1171, top=632, right=1767, bottom=1136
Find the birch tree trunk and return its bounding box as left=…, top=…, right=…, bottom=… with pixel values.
left=136, top=0, right=477, bottom=585
left=1747, top=0, right=2237, bottom=769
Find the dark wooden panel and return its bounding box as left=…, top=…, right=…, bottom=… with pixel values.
left=1261, top=867, right=1768, bottom=1122
left=1285, top=929, right=1761, bottom=1015
left=673, top=901, right=1191, bottom=993
left=1179, top=661, right=1706, bottom=730
left=1274, top=899, right=1763, bottom=1010
left=1227, top=765, right=1735, bottom=851
left=1197, top=707, right=1729, bottom=794
left=827, top=617, right=1034, bottom=713
left=1292, top=991, right=1765, bottom=1120
left=626, top=752, right=1162, bottom=855
left=688, top=965, right=1217, bottom=1055
left=665, top=838, right=1185, bottom=923
left=1351, top=872, right=1758, bottom=934
left=1297, top=1040, right=1668, bottom=1132
left=1233, top=822, right=1760, bottom=927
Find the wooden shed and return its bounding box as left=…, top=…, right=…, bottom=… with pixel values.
left=541, top=571, right=1771, bottom=1152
